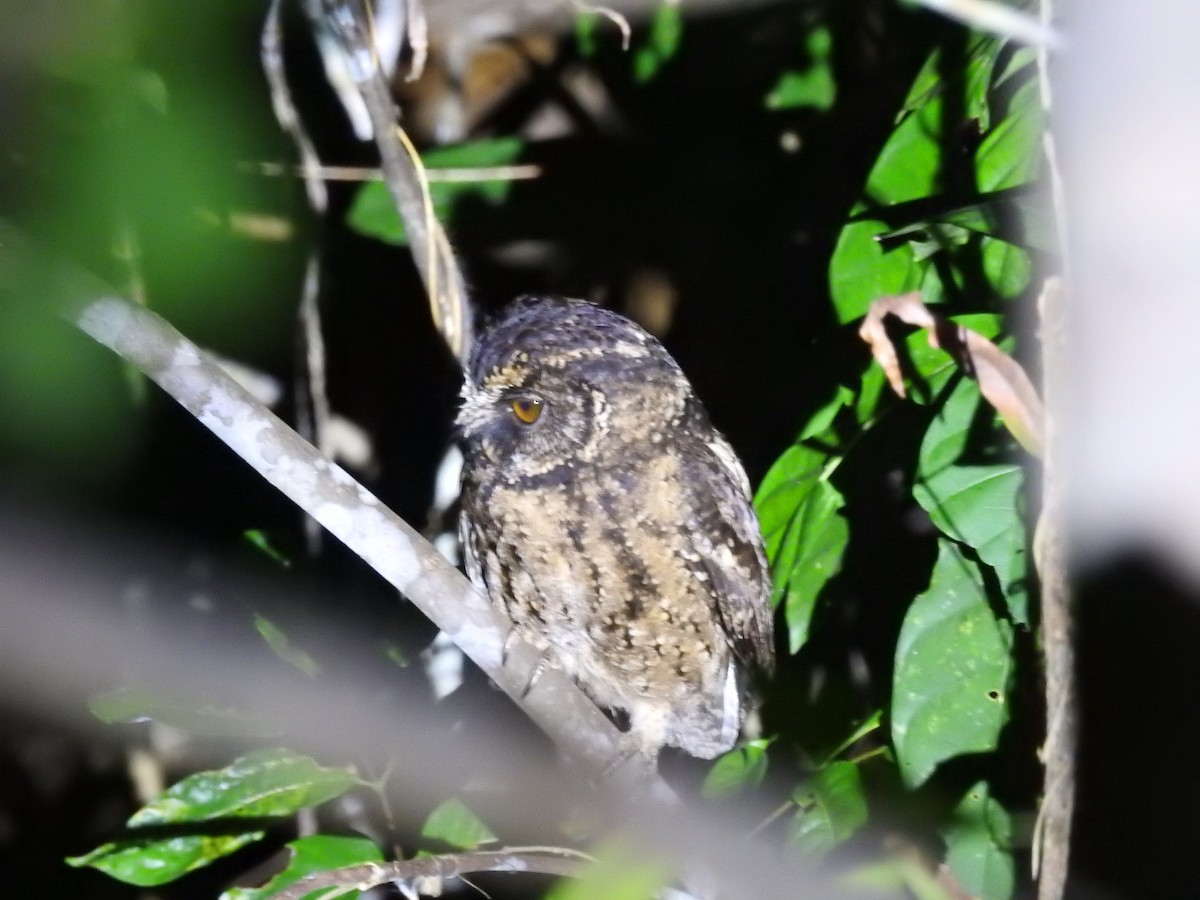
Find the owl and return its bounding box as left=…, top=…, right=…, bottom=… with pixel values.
left=456, top=296, right=774, bottom=760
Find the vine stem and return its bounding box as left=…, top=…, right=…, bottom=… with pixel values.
left=1031, top=0, right=1076, bottom=890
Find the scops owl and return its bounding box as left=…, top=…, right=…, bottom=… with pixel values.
left=456, top=296, right=774, bottom=760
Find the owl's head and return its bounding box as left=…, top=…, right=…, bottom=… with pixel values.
left=456, top=296, right=696, bottom=476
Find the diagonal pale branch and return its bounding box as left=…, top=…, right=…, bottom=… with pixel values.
left=859, top=292, right=1045, bottom=456
left=0, top=219, right=655, bottom=792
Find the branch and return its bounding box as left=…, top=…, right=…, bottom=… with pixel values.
left=1032, top=278, right=1075, bottom=900
left=908, top=0, right=1061, bottom=48
left=310, top=0, right=472, bottom=363
left=262, top=0, right=328, bottom=213
left=0, top=219, right=658, bottom=792
left=1031, top=0, right=1075, bottom=888
left=268, top=848, right=589, bottom=900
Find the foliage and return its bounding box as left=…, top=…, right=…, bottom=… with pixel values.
left=347, top=137, right=526, bottom=246
left=419, top=798, right=497, bottom=850
left=749, top=26, right=1040, bottom=898
left=67, top=750, right=362, bottom=886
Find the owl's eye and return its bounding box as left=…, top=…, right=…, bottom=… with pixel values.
left=510, top=397, right=544, bottom=425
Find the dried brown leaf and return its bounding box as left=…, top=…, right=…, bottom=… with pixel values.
left=859, top=292, right=1045, bottom=456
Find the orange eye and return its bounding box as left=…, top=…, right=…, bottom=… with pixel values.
left=510, top=397, right=544, bottom=425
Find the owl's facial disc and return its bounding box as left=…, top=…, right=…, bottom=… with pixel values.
left=456, top=367, right=608, bottom=475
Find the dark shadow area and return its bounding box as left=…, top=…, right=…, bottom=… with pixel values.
left=1070, top=551, right=1200, bottom=900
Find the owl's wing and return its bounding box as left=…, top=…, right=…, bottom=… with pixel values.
left=691, top=437, right=776, bottom=677
left=459, top=492, right=486, bottom=590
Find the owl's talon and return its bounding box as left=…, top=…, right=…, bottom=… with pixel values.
left=601, top=744, right=636, bottom=779
left=520, top=653, right=552, bottom=699
left=599, top=740, right=659, bottom=788
left=500, top=629, right=519, bottom=666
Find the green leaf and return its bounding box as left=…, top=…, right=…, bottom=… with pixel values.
left=996, top=47, right=1038, bottom=87
left=890, top=314, right=1004, bottom=406
left=787, top=761, right=869, bottom=856
left=221, top=835, right=383, bottom=900
left=828, top=217, right=920, bottom=323
left=765, top=27, right=835, bottom=111
left=799, top=384, right=856, bottom=442
left=420, top=798, right=496, bottom=850
left=877, top=201, right=999, bottom=245
left=778, top=481, right=849, bottom=653
left=243, top=529, right=292, bottom=567
left=766, top=68, right=836, bottom=112
left=827, top=81, right=945, bottom=318
left=66, top=750, right=361, bottom=886
left=255, top=614, right=321, bottom=676
left=754, top=443, right=830, bottom=561
left=575, top=12, right=601, bottom=57
left=649, top=3, right=683, bottom=59
left=899, top=37, right=999, bottom=129
left=701, top=738, right=772, bottom=798
left=941, top=781, right=1015, bottom=900
left=914, top=378, right=1029, bottom=625
left=891, top=541, right=1013, bottom=788
left=87, top=688, right=281, bottom=738
left=976, top=80, right=1042, bottom=192
left=964, top=37, right=1003, bottom=131
left=754, top=439, right=847, bottom=652
left=821, top=709, right=883, bottom=766
left=854, top=362, right=888, bottom=425
left=867, top=94, right=943, bottom=204
left=346, top=138, right=525, bottom=245
left=980, top=235, right=1031, bottom=299
left=544, top=840, right=670, bottom=900
left=897, top=49, right=941, bottom=121
left=633, top=4, right=683, bottom=83
left=632, top=47, right=660, bottom=83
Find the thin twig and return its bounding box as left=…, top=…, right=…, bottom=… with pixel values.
left=263, top=2, right=335, bottom=555
left=394, top=120, right=440, bottom=336
left=263, top=0, right=328, bottom=213
left=296, top=252, right=331, bottom=556
left=270, top=848, right=588, bottom=900
left=571, top=1, right=632, bottom=51
left=402, top=0, right=429, bottom=80
left=247, top=160, right=543, bottom=183
left=313, top=0, right=472, bottom=363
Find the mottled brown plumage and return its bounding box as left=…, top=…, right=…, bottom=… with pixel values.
left=456, top=296, right=774, bottom=759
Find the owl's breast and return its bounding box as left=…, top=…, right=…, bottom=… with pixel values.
left=475, top=451, right=728, bottom=704
left=473, top=468, right=604, bottom=652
